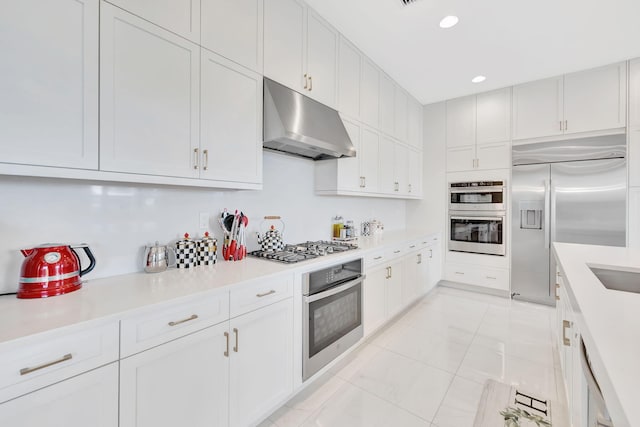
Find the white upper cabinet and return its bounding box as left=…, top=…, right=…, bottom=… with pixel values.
left=360, top=127, right=380, bottom=194
left=378, top=135, right=396, bottom=194
left=476, top=88, right=511, bottom=144
left=407, top=97, right=423, bottom=150
left=394, top=88, right=409, bottom=142
left=306, top=10, right=338, bottom=107
left=394, top=143, right=409, bottom=195
left=446, top=96, right=476, bottom=148
left=512, top=76, right=563, bottom=140
left=100, top=4, right=200, bottom=178
left=264, top=0, right=337, bottom=107
left=630, top=58, right=640, bottom=132
left=513, top=62, right=626, bottom=140
left=407, top=147, right=422, bottom=197
left=338, top=37, right=361, bottom=119
left=201, top=0, right=263, bottom=73
left=263, top=0, right=305, bottom=92
left=200, top=50, right=262, bottom=185
left=360, top=58, right=380, bottom=128
left=379, top=73, right=395, bottom=136
left=105, top=0, right=200, bottom=43
left=0, top=0, right=98, bottom=170
left=563, top=62, right=627, bottom=134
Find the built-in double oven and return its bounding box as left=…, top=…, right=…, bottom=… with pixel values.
left=448, top=181, right=506, bottom=256
left=302, top=258, right=364, bottom=381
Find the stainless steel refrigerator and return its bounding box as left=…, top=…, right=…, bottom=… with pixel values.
left=511, top=136, right=627, bottom=305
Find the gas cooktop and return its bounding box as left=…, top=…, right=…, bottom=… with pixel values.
left=249, top=240, right=356, bottom=264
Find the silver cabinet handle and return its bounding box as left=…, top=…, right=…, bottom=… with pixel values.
left=394, top=182, right=399, bottom=192
left=309, top=75, right=313, bottom=91
left=373, top=255, right=383, bottom=260
left=408, top=184, right=412, bottom=193
left=409, top=245, right=416, bottom=248
left=362, top=176, right=366, bottom=188
left=559, top=120, right=563, bottom=131
left=388, top=266, right=392, bottom=279
left=168, top=314, right=198, bottom=327
left=224, top=332, right=229, bottom=357
left=385, top=266, right=391, bottom=279
left=203, top=149, right=209, bottom=171
left=20, top=354, right=73, bottom=376
left=359, top=176, right=365, bottom=188
left=193, top=148, right=199, bottom=170
left=562, top=320, right=571, bottom=346
left=233, top=328, right=239, bottom=352
left=429, top=249, right=433, bottom=258
left=303, top=73, right=308, bottom=89
left=256, top=290, right=276, bottom=298
left=455, top=271, right=464, bottom=275
left=417, top=253, right=422, bottom=264
left=486, top=276, right=497, bottom=280
left=565, top=120, right=568, bottom=131
left=556, top=283, right=560, bottom=301
left=393, top=250, right=401, bottom=254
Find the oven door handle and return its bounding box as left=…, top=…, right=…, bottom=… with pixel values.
left=450, top=215, right=505, bottom=221
left=449, top=186, right=504, bottom=193
left=304, top=275, right=366, bottom=303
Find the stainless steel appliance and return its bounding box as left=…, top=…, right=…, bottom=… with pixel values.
left=448, top=211, right=506, bottom=256
left=303, top=258, right=364, bottom=381
left=249, top=240, right=355, bottom=264
left=511, top=137, right=626, bottom=305
left=263, top=78, right=356, bottom=160
left=449, top=181, right=506, bottom=211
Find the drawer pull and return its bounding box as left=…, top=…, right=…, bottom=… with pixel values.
left=256, top=290, right=276, bottom=298
left=409, top=245, right=416, bottom=248
left=373, top=256, right=383, bottom=260
left=455, top=272, right=464, bottom=275
left=556, top=283, right=561, bottom=300
left=562, top=320, right=571, bottom=346
left=20, top=353, right=73, bottom=376
left=393, top=250, right=401, bottom=254
left=168, top=314, right=198, bottom=327
left=224, top=332, right=230, bottom=357
left=233, top=328, right=239, bottom=353
left=486, top=276, right=497, bottom=280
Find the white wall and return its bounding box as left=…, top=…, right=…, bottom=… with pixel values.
left=0, top=151, right=406, bottom=294
left=406, top=102, right=447, bottom=235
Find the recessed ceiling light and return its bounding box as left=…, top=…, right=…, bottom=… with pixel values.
left=472, top=75, right=486, bottom=83
left=439, top=15, right=459, bottom=29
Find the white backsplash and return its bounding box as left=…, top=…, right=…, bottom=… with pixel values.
left=0, top=152, right=406, bottom=294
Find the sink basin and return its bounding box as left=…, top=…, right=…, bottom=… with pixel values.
left=588, top=264, right=640, bottom=293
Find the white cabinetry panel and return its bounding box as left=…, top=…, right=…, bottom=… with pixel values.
left=0, top=363, right=118, bottom=427
left=476, top=88, right=511, bottom=144
left=100, top=4, right=200, bottom=178
left=379, top=73, right=395, bottom=136
left=338, top=37, right=361, bottom=119
left=407, top=97, right=423, bottom=150
left=360, top=127, right=380, bottom=193
left=105, top=0, right=200, bottom=43
left=306, top=10, right=338, bottom=108
left=394, top=88, right=408, bottom=142
left=201, top=0, right=263, bottom=72
left=512, top=76, right=563, bottom=140
left=446, top=96, right=476, bottom=148
left=360, top=58, right=380, bottom=128
left=200, top=50, right=262, bottom=184
left=0, top=0, right=98, bottom=170
left=378, top=135, right=395, bottom=194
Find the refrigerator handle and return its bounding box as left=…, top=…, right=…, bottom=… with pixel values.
left=550, top=180, right=556, bottom=245
left=544, top=179, right=551, bottom=249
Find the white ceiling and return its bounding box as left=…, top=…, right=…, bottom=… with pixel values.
left=304, top=0, right=640, bottom=105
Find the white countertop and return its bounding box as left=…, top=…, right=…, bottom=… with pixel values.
left=553, top=242, right=640, bottom=427
left=0, top=230, right=439, bottom=346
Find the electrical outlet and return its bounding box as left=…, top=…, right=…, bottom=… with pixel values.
left=199, top=212, right=209, bottom=230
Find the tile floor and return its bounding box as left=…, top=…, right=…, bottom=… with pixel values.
left=260, top=286, right=562, bottom=427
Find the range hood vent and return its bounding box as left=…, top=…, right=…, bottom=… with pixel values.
left=263, top=78, right=356, bottom=161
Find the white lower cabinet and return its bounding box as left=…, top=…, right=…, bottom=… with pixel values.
left=0, top=363, right=118, bottom=427
left=229, top=298, right=294, bottom=427
left=385, top=260, right=404, bottom=318
left=363, top=265, right=387, bottom=337
left=402, top=249, right=428, bottom=306
left=445, top=262, right=509, bottom=291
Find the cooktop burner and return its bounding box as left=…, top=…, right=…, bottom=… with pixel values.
left=249, top=240, right=356, bottom=264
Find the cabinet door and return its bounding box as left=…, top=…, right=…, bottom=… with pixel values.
left=629, top=187, right=640, bottom=248
left=363, top=266, right=387, bottom=337
left=402, top=253, right=420, bottom=305
left=378, top=135, right=396, bottom=194
left=201, top=0, right=263, bottom=73
left=512, top=76, right=563, bottom=140
left=263, top=0, right=305, bottom=92
left=336, top=117, right=362, bottom=192
left=200, top=50, right=262, bottom=184
left=229, top=299, right=293, bottom=427
left=564, top=62, right=627, bottom=134
left=394, top=88, right=409, bottom=142
left=120, top=323, right=229, bottom=427
left=100, top=4, right=200, bottom=178
left=476, top=141, right=511, bottom=170
left=476, top=88, right=511, bottom=144
left=106, top=0, right=200, bottom=43
left=446, top=96, right=476, bottom=148
left=379, top=73, right=395, bottom=136
left=338, top=37, right=361, bottom=119
left=0, top=363, right=118, bottom=427
left=306, top=10, right=338, bottom=108
left=360, top=58, right=380, bottom=128
left=394, top=143, right=409, bottom=196
left=426, top=243, right=441, bottom=291
left=0, top=0, right=98, bottom=170
left=360, top=127, right=380, bottom=193
left=386, top=261, right=403, bottom=317
left=446, top=146, right=475, bottom=172
left=407, top=147, right=422, bottom=197
left=407, top=97, right=423, bottom=150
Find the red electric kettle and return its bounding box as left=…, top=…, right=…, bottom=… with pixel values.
left=17, top=244, right=96, bottom=299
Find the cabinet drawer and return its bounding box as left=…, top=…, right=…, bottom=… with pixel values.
left=475, top=267, right=509, bottom=290
left=386, top=243, right=405, bottom=260
left=0, top=320, right=119, bottom=404
left=445, top=262, right=509, bottom=291
left=364, top=249, right=386, bottom=268
left=230, top=274, right=293, bottom=318
left=120, top=291, right=229, bottom=357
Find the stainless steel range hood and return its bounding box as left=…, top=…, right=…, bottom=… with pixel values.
left=263, top=78, right=355, bottom=160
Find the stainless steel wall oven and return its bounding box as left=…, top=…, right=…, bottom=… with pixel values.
left=449, top=181, right=506, bottom=211
left=302, top=258, right=364, bottom=381
left=448, top=211, right=506, bottom=256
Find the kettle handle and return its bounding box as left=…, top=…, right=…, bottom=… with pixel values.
left=70, top=244, right=96, bottom=277
left=167, top=246, right=177, bottom=269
